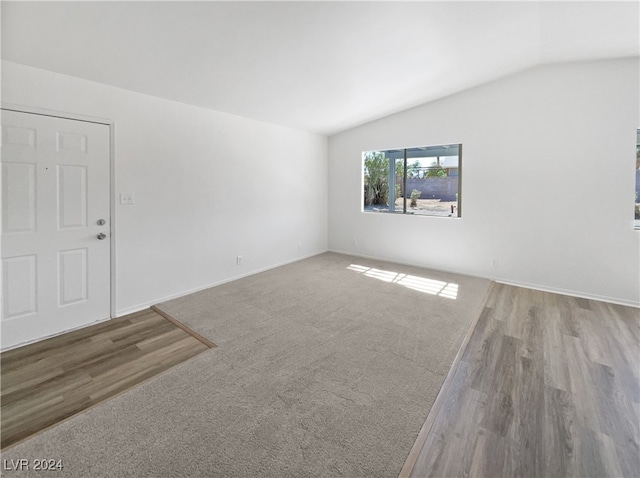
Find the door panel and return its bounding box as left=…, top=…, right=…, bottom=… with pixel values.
left=1, top=110, right=110, bottom=349
left=57, top=164, right=88, bottom=229
left=2, top=255, right=37, bottom=319
left=2, top=162, right=36, bottom=233
left=58, top=248, right=88, bottom=305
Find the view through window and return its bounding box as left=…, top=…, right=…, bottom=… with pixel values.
left=363, top=144, right=461, bottom=217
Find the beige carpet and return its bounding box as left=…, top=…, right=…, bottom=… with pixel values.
left=2, top=252, right=491, bottom=477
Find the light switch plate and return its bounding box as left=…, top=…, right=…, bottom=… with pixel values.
left=120, top=192, right=135, bottom=205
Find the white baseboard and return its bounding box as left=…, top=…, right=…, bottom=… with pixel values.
left=327, top=248, right=492, bottom=282
left=115, top=249, right=329, bottom=317
left=2, top=251, right=329, bottom=352
left=495, top=279, right=640, bottom=308
left=328, top=248, right=640, bottom=309
left=8, top=247, right=632, bottom=353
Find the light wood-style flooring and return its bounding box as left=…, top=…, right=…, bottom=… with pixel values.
left=1, top=308, right=212, bottom=449
left=402, top=283, right=640, bottom=477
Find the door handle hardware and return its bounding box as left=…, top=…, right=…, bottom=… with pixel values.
left=97, top=219, right=106, bottom=225
left=97, top=233, right=107, bottom=240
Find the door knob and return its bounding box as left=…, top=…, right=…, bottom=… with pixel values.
left=97, top=233, right=107, bottom=240
left=97, top=219, right=106, bottom=225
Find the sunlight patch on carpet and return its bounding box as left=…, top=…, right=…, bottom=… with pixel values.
left=347, top=264, right=459, bottom=299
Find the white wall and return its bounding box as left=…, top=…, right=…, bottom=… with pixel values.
left=2, top=61, right=328, bottom=323
left=328, top=58, right=640, bottom=306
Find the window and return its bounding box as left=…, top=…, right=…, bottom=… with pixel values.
left=363, top=144, right=461, bottom=217
left=636, top=129, right=639, bottom=229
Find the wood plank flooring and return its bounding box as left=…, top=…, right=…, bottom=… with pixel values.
left=402, top=283, right=640, bottom=477
left=0, top=309, right=212, bottom=449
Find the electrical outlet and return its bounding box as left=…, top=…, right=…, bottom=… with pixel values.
left=298, top=242, right=301, bottom=251
left=236, top=255, right=242, bottom=265
left=491, top=258, right=499, bottom=268
left=119, top=192, right=135, bottom=205
left=353, top=238, right=358, bottom=247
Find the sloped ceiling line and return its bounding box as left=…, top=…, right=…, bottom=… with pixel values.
left=2, top=1, right=637, bottom=135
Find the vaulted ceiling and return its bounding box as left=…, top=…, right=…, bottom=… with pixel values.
left=2, top=1, right=637, bottom=135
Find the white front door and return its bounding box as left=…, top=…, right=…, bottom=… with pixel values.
left=1, top=109, right=111, bottom=350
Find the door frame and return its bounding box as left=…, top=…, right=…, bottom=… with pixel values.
left=1, top=103, right=117, bottom=323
